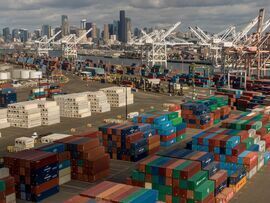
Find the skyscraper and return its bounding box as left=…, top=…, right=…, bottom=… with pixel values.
left=42, top=25, right=51, bottom=38
left=12, top=29, right=20, bottom=42
left=34, top=29, right=41, bottom=39
left=126, top=18, right=132, bottom=43
left=103, top=24, right=109, bottom=44
left=80, top=19, right=87, bottom=30
left=61, top=15, right=70, bottom=37
left=113, top=20, right=119, bottom=37
left=86, top=22, right=92, bottom=38
left=3, top=27, right=11, bottom=43
left=91, top=23, right=97, bottom=39
left=54, top=27, right=62, bottom=40
left=19, top=29, right=29, bottom=42
left=119, top=10, right=127, bottom=43
left=108, top=24, right=114, bottom=36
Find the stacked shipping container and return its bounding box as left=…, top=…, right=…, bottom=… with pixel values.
left=4, top=150, right=59, bottom=202
left=181, top=96, right=231, bottom=129
left=99, top=122, right=160, bottom=161
left=132, top=111, right=187, bottom=147
left=36, top=143, right=71, bottom=185
left=0, top=168, right=16, bottom=203
left=56, top=135, right=109, bottom=182
left=64, top=181, right=158, bottom=203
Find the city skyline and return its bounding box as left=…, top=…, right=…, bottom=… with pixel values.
left=0, top=0, right=269, bottom=33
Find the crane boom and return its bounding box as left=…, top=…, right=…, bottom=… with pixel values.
left=233, top=16, right=259, bottom=44
left=262, top=18, right=270, bottom=33
left=47, top=31, right=62, bottom=44
left=220, top=26, right=236, bottom=41
left=160, top=22, right=181, bottom=41
left=76, top=28, right=92, bottom=44
left=189, top=27, right=208, bottom=45
left=195, top=26, right=211, bottom=41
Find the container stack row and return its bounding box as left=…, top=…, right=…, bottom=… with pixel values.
left=132, top=111, right=187, bottom=147
left=221, top=112, right=266, bottom=131
left=64, top=181, right=158, bottom=203
left=0, top=168, right=16, bottom=203
left=216, top=88, right=270, bottom=112
left=187, top=126, right=262, bottom=179
left=85, top=91, right=111, bottom=113
left=56, top=134, right=110, bottom=182
left=36, top=143, right=72, bottom=185
left=36, top=100, right=61, bottom=126
left=0, top=88, right=17, bottom=108
left=4, top=150, right=59, bottom=202
left=99, top=122, right=160, bottom=161
left=0, top=109, right=10, bottom=129
left=54, top=93, right=91, bottom=118
left=181, top=96, right=231, bottom=129
left=100, top=86, right=134, bottom=107
left=129, top=151, right=235, bottom=203
left=7, top=101, right=41, bottom=128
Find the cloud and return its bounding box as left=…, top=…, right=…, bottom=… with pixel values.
left=0, top=0, right=269, bottom=33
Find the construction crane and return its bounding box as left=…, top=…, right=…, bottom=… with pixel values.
left=61, top=28, right=92, bottom=59
left=35, top=31, right=61, bottom=56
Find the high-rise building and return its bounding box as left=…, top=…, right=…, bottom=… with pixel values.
left=113, top=20, right=119, bottom=38
left=103, top=24, right=109, bottom=44
left=108, top=24, right=114, bottom=36
left=86, top=22, right=92, bottom=38
left=34, top=29, right=41, bottom=39
left=42, top=25, right=51, bottom=38
left=3, top=27, right=11, bottom=43
left=12, top=29, right=20, bottom=42
left=19, top=29, right=29, bottom=42
left=91, top=23, right=97, bottom=39
left=54, top=27, right=62, bottom=41
left=80, top=19, right=87, bottom=30
left=119, top=10, right=127, bottom=43
left=96, top=27, right=100, bottom=40
left=61, top=15, right=70, bottom=37
left=70, top=26, right=78, bottom=35
left=134, top=27, right=141, bottom=38
left=126, top=18, right=132, bottom=43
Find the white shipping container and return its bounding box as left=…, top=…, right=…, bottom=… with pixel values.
left=0, top=168, right=9, bottom=179
left=59, top=174, right=71, bottom=185
left=41, top=133, right=72, bottom=143
left=5, top=193, right=16, bottom=203
left=247, top=166, right=257, bottom=180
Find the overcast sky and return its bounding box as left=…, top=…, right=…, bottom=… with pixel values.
left=0, top=0, right=269, bottom=33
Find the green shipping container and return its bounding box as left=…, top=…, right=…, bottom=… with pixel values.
left=187, top=170, right=208, bottom=190
left=194, top=180, right=214, bottom=201
left=131, top=170, right=145, bottom=182
left=176, top=134, right=186, bottom=142
left=0, top=180, right=6, bottom=192
left=243, top=137, right=255, bottom=150
left=171, top=117, right=183, bottom=126
left=172, top=160, right=192, bottom=179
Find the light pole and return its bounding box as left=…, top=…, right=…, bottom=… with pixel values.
left=125, top=85, right=128, bottom=120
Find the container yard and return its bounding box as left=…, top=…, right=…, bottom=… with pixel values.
left=0, top=5, right=270, bottom=203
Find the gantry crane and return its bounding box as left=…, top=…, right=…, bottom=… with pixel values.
left=60, top=28, right=92, bottom=59
left=222, top=8, right=270, bottom=79
left=132, top=22, right=192, bottom=68
left=35, top=31, right=62, bottom=56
